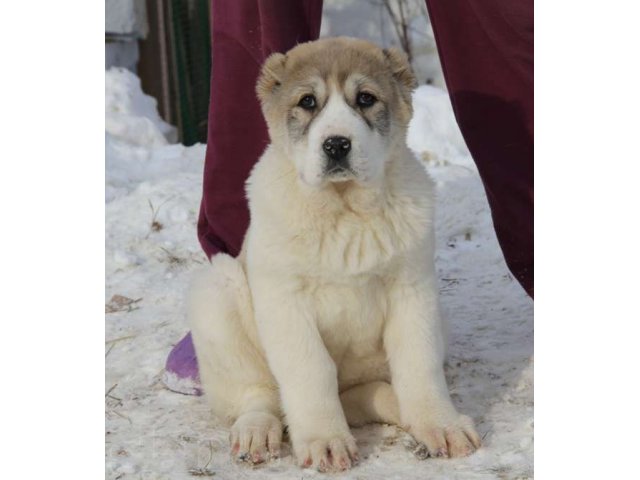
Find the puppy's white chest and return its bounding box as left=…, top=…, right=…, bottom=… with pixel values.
left=311, top=276, right=387, bottom=359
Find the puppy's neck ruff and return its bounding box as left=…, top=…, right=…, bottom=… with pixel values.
left=247, top=141, right=433, bottom=278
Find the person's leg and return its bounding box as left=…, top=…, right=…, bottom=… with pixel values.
left=164, top=0, right=323, bottom=395
left=425, top=0, right=534, bottom=297
left=199, top=0, right=324, bottom=257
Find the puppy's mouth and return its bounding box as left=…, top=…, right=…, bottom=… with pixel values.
left=325, top=164, right=357, bottom=182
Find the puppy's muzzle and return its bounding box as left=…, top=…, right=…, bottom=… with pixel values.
left=323, top=136, right=351, bottom=173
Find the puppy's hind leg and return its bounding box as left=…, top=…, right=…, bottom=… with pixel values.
left=188, top=254, right=282, bottom=464
left=340, top=381, right=400, bottom=427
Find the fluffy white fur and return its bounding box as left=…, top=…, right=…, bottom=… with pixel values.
left=189, top=38, right=480, bottom=473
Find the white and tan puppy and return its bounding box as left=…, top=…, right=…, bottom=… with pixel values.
left=189, top=37, right=480, bottom=472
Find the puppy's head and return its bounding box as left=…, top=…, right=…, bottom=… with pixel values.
left=256, top=37, right=416, bottom=188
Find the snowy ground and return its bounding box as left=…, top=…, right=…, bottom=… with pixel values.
left=105, top=68, right=533, bottom=480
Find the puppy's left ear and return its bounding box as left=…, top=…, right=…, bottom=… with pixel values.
left=383, top=48, right=417, bottom=90
left=383, top=48, right=416, bottom=122
left=256, top=53, right=287, bottom=103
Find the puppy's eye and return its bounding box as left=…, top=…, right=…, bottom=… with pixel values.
left=298, top=95, right=316, bottom=110
left=356, top=92, right=377, bottom=108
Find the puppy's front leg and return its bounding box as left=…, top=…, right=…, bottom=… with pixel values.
left=384, top=261, right=481, bottom=458
left=251, top=281, right=359, bottom=472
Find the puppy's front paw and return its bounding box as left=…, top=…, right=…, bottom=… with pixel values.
left=293, top=432, right=359, bottom=472
left=230, top=412, right=282, bottom=465
left=410, top=414, right=481, bottom=459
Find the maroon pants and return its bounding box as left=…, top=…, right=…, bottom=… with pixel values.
left=199, top=0, right=533, bottom=296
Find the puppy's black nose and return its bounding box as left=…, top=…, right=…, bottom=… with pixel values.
left=322, top=136, right=351, bottom=162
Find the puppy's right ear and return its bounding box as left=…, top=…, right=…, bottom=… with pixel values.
left=256, top=53, right=286, bottom=103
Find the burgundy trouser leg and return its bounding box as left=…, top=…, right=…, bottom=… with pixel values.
left=198, top=0, right=324, bottom=257
left=164, top=0, right=323, bottom=395
left=425, top=0, right=534, bottom=297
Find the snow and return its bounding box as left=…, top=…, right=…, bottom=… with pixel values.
left=105, top=74, right=533, bottom=479
left=407, top=85, right=475, bottom=172
left=105, top=0, right=148, bottom=37
left=106, top=67, right=176, bottom=145
left=106, top=67, right=184, bottom=202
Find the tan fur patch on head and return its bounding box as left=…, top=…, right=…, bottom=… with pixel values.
left=255, top=37, right=417, bottom=140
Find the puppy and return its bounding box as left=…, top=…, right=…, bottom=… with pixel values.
left=189, top=37, right=480, bottom=472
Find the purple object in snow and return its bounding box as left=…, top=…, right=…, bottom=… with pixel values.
left=162, top=332, right=203, bottom=395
